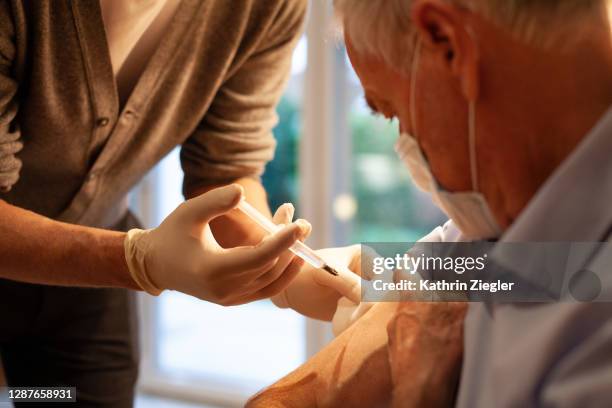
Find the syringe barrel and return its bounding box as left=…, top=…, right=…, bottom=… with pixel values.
left=289, top=240, right=325, bottom=269
left=238, top=199, right=326, bottom=269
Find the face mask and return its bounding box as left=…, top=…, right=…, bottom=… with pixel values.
left=394, top=39, right=502, bottom=240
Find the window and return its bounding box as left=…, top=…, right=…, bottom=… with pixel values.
left=152, top=37, right=310, bottom=395
left=134, top=36, right=316, bottom=406
left=346, top=58, right=446, bottom=243
left=134, top=2, right=445, bottom=406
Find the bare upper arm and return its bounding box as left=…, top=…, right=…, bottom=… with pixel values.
left=247, top=302, right=399, bottom=408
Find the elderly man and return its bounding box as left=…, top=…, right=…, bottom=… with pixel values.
left=248, top=0, right=612, bottom=406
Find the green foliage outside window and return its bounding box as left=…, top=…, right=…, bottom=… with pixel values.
left=262, top=97, right=300, bottom=213
left=264, top=96, right=445, bottom=244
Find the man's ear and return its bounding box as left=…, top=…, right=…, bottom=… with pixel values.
left=410, top=0, right=480, bottom=101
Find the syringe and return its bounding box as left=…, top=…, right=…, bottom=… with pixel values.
left=237, top=199, right=339, bottom=276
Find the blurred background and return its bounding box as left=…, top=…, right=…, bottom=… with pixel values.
left=129, top=1, right=445, bottom=407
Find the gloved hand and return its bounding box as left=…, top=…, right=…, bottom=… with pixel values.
left=329, top=243, right=398, bottom=335
left=270, top=202, right=363, bottom=320
left=332, top=221, right=461, bottom=335
left=124, top=184, right=311, bottom=305
left=269, top=212, right=394, bottom=333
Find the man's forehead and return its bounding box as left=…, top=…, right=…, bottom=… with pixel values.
left=347, top=48, right=391, bottom=90
left=349, top=53, right=407, bottom=105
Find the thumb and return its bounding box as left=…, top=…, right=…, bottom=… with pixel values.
left=272, top=203, right=295, bottom=225
left=181, top=184, right=244, bottom=225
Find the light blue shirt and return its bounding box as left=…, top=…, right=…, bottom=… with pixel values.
left=456, top=107, right=612, bottom=407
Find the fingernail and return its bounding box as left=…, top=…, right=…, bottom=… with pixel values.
left=232, top=184, right=244, bottom=197
left=227, top=184, right=244, bottom=204
left=295, top=219, right=312, bottom=232
left=287, top=223, right=300, bottom=240
left=295, top=218, right=311, bottom=226
left=281, top=203, right=295, bottom=216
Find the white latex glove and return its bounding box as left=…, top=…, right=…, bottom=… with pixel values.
left=330, top=244, right=395, bottom=335
left=331, top=220, right=463, bottom=335
left=124, top=184, right=310, bottom=305
left=309, top=245, right=362, bottom=304
left=270, top=195, right=362, bottom=318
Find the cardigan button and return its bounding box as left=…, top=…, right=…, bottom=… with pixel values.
left=96, top=117, right=110, bottom=127
left=86, top=170, right=100, bottom=182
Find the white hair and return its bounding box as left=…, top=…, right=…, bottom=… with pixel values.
left=335, top=0, right=608, bottom=69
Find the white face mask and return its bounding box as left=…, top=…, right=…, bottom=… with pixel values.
left=394, top=39, right=502, bottom=240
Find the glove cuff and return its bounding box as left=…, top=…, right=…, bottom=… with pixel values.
left=332, top=298, right=374, bottom=337
left=124, top=228, right=163, bottom=296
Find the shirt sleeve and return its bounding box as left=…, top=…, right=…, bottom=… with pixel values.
left=180, top=0, right=307, bottom=195
left=0, top=0, right=21, bottom=192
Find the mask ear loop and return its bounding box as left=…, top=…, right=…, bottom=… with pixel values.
left=411, top=37, right=479, bottom=193
left=466, top=26, right=481, bottom=192
left=409, top=38, right=422, bottom=139
left=468, top=101, right=479, bottom=191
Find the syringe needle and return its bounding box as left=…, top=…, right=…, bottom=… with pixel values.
left=322, top=264, right=339, bottom=276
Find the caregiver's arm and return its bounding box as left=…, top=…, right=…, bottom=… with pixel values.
left=181, top=0, right=307, bottom=248
left=0, top=186, right=308, bottom=306
left=247, top=301, right=467, bottom=408
left=0, top=199, right=136, bottom=289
